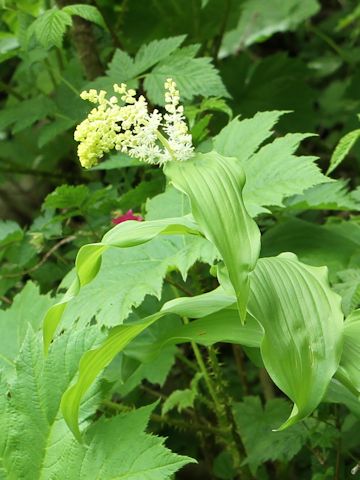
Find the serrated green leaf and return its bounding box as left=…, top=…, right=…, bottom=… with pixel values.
left=337, top=310, right=360, bottom=392
left=327, top=128, right=360, bottom=175
left=165, top=151, right=261, bottom=322
left=105, top=49, right=136, bottom=83
left=3, top=328, right=101, bottom=479
left=43, top=216, right=202, bottom=350
left=133, top=35, right=186, bottom=75
left=44, top=184, right=90, bottom=210
left=213, top=110, right=286, bottom=161
left=213, top=113, right=329, bottom=216
left=63, top=4, right=106, bottom=28
left=286, top=180, right=360, bottom=212
left=244, top=133, right=330, bottom=215
left=0, top=282, right=53, bottom=377
left=2, top=327, right=190, bottom=479
left=29, top=7, right=72, bottom=48
left=62, top=405, right=194, bottom=479
left=144, top=48, right=229, bottom=104
left=247, top=253, right=343, bottom=429
left=234, top=396, right=308, bottom=473
left=60, top=238, right=186, bottom=329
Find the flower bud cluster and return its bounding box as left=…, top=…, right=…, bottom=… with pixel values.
left=74, top=79, right=194, bottom=168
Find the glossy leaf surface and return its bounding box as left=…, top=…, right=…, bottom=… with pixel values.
left=165, top=151, right=261, bottom=322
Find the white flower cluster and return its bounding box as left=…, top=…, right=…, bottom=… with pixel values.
left=74, top=79, right=194, bottom=169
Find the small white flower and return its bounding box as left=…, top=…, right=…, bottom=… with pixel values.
left=75, top=79, right=194, bottom=168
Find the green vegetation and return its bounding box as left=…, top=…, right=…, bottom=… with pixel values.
left=1, top=1, right=360, bottom=478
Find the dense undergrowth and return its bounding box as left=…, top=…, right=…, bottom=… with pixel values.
left=1, top=1, right=360, bottom=479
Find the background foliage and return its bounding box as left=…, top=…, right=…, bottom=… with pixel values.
left=1, top=0, right=360, bottom=479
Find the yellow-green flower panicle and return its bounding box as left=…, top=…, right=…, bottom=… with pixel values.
left=74, top=79, right=194, bottom=168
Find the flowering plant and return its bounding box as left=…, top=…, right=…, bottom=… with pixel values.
left=74, top=79, right=193, bottom=168
left=41, top=79, right=351, bottom=472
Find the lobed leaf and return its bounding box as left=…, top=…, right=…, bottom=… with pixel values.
left=29, top=8, right=72, bottom=48
left=63, top=4, right=106, bottom=28
left=144, top=47, right=229, bottom=104
left=43, top=217, right=202, bottom=350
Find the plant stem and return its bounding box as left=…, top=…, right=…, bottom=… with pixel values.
left=207, top=347, right=248, bottom=470
left=165, top=276, right=194, bottom=297
left=259, top=368, right=275, bottom=401
left=307, top=23, right=351, bottom=64
left=175, top=350, right=198, bottom=372
left=56, top=0, right=104, bottom=80
left=156, top=131, right=176, bottom=160
left=232, top=345, right=249, bottom=395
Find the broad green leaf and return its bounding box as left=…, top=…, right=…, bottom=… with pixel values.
left=146, top=186, right=218, bottom=271
left=133, top=35, right=186, bottom=75
left=325, top=380, right=360, bottom=419
left=286, top=180, right=360, bottom=212
left=60, top=238, right=189, bottom=329
left=144, top=47, right=229, bottom=104
left=243, top=133, right=330, bottom=215
left=105, top=49, right=136, bottom=83
left=130, top=308, right=263, bottom=364
left=233, top=396, right=308, bottom=473
left=60, top=405, right=194, bottom=479
left=0, top=282, right=54, bottom=377
left=61, top=287, right=261, bottom=437
left=327, top=128, right=360, bottom=175
left=261, top=218, right=360, bottom=274
left=2, top=328, right=101, bottom=479
left=29, top=8, right=72, bottom=48
left=213, top=110, right=286, bottom=161
left=165, top=151, right=261, bottom=322
left=105, top=36, right=186, bottom=83
left=0, top=378, right=10, bottom=477
left=337, top=310, right=360, bottom=392
left=222, top=0, right=320, bottom=53
left=213, top=113, right=329, bottom=216
left=326, top=382, right=360, bottom=425
left=44, top=184, right=90, bottom=209
left=63, top=4, right=106, bottom=28
left=43, top=216, right=202, bottom=350
left=247, top=253, right=343, bottom=429
left=61, top=314, right=160, bottom=439
left=1, top=329, right=191, bottom=479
